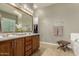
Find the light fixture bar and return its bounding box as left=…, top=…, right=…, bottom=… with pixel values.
left=8, top=3, right=33, bottom=16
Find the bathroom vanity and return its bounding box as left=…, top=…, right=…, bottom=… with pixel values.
left=0, top=33, right=40, bottom=56
left=0, top=4, right=40, bottom=56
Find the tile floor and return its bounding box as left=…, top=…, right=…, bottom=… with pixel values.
left=32, top=43, right=75, bottom=56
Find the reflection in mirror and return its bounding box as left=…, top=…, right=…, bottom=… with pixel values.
left=1, top=18, right=16, bottom=32
left=0, top=3, right=33, bottom=33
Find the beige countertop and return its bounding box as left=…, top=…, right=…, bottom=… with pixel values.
left=0, top=33, right=39, bottom=41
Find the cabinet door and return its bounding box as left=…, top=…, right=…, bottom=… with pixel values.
left=36, top=35, right=40, bottom=48
left=13, top=38, right=24, bottom=56
left=32, top=35, right=40, bottom=52
left=0, top=40, right=13, bottom=56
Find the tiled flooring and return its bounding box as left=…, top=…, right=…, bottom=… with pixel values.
left=32, top=43, right=75, bottom=56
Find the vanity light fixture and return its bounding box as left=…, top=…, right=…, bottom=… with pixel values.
left=8, top=3, right=33, bottom=16
left=9, top=3, right=17, bottom=7
left=23, top=4, right=33, bottom=14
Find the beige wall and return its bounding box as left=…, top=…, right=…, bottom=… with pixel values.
left=38, top=3, right=79, bottom=43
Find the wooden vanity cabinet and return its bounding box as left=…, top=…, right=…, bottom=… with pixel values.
left=12, top=38, right=24, bottom=56
left=0, top=40, right=13, bottom=56
left=32, top=35, right=40, bottom=52
left=0, top=35, right=40, bottom=56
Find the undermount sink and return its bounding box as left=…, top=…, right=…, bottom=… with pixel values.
left=0, top=34, right=16, bottom=39
left=8, top=34, right=17, bottom=37
left=0, top=35, right=4, bottom=39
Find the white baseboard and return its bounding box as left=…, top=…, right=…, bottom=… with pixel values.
left=40, top=41, right=58, bottom=46
left=40, top=41, right=72, bottom=49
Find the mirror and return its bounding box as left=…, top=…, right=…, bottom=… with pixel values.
left=0, top=4, right=33, bottom=32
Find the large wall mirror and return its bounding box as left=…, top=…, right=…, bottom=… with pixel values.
left=0, top=4, right=33, bottom=32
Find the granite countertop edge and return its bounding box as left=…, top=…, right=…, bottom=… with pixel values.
left=0, top=33, right=39, bottom=41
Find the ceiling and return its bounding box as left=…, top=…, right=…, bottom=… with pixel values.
left=34, top=3, right=53, bottom=9
left=15, top=3, right=53, bottom=9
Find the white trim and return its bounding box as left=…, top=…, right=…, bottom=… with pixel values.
left=40, top=41, right=72, bottom=49
left=40, top=41, right=58, bottom=46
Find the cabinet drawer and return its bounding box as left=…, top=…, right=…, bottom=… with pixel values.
left=25, top=45, right=32, bottom=51
left=25, top=37, right=31, bottom=42
left=25, top=39, right=31, bottom=42
left=25, top=49, right=32, bottom=56
left=25, top=41, right=32, bottom=46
